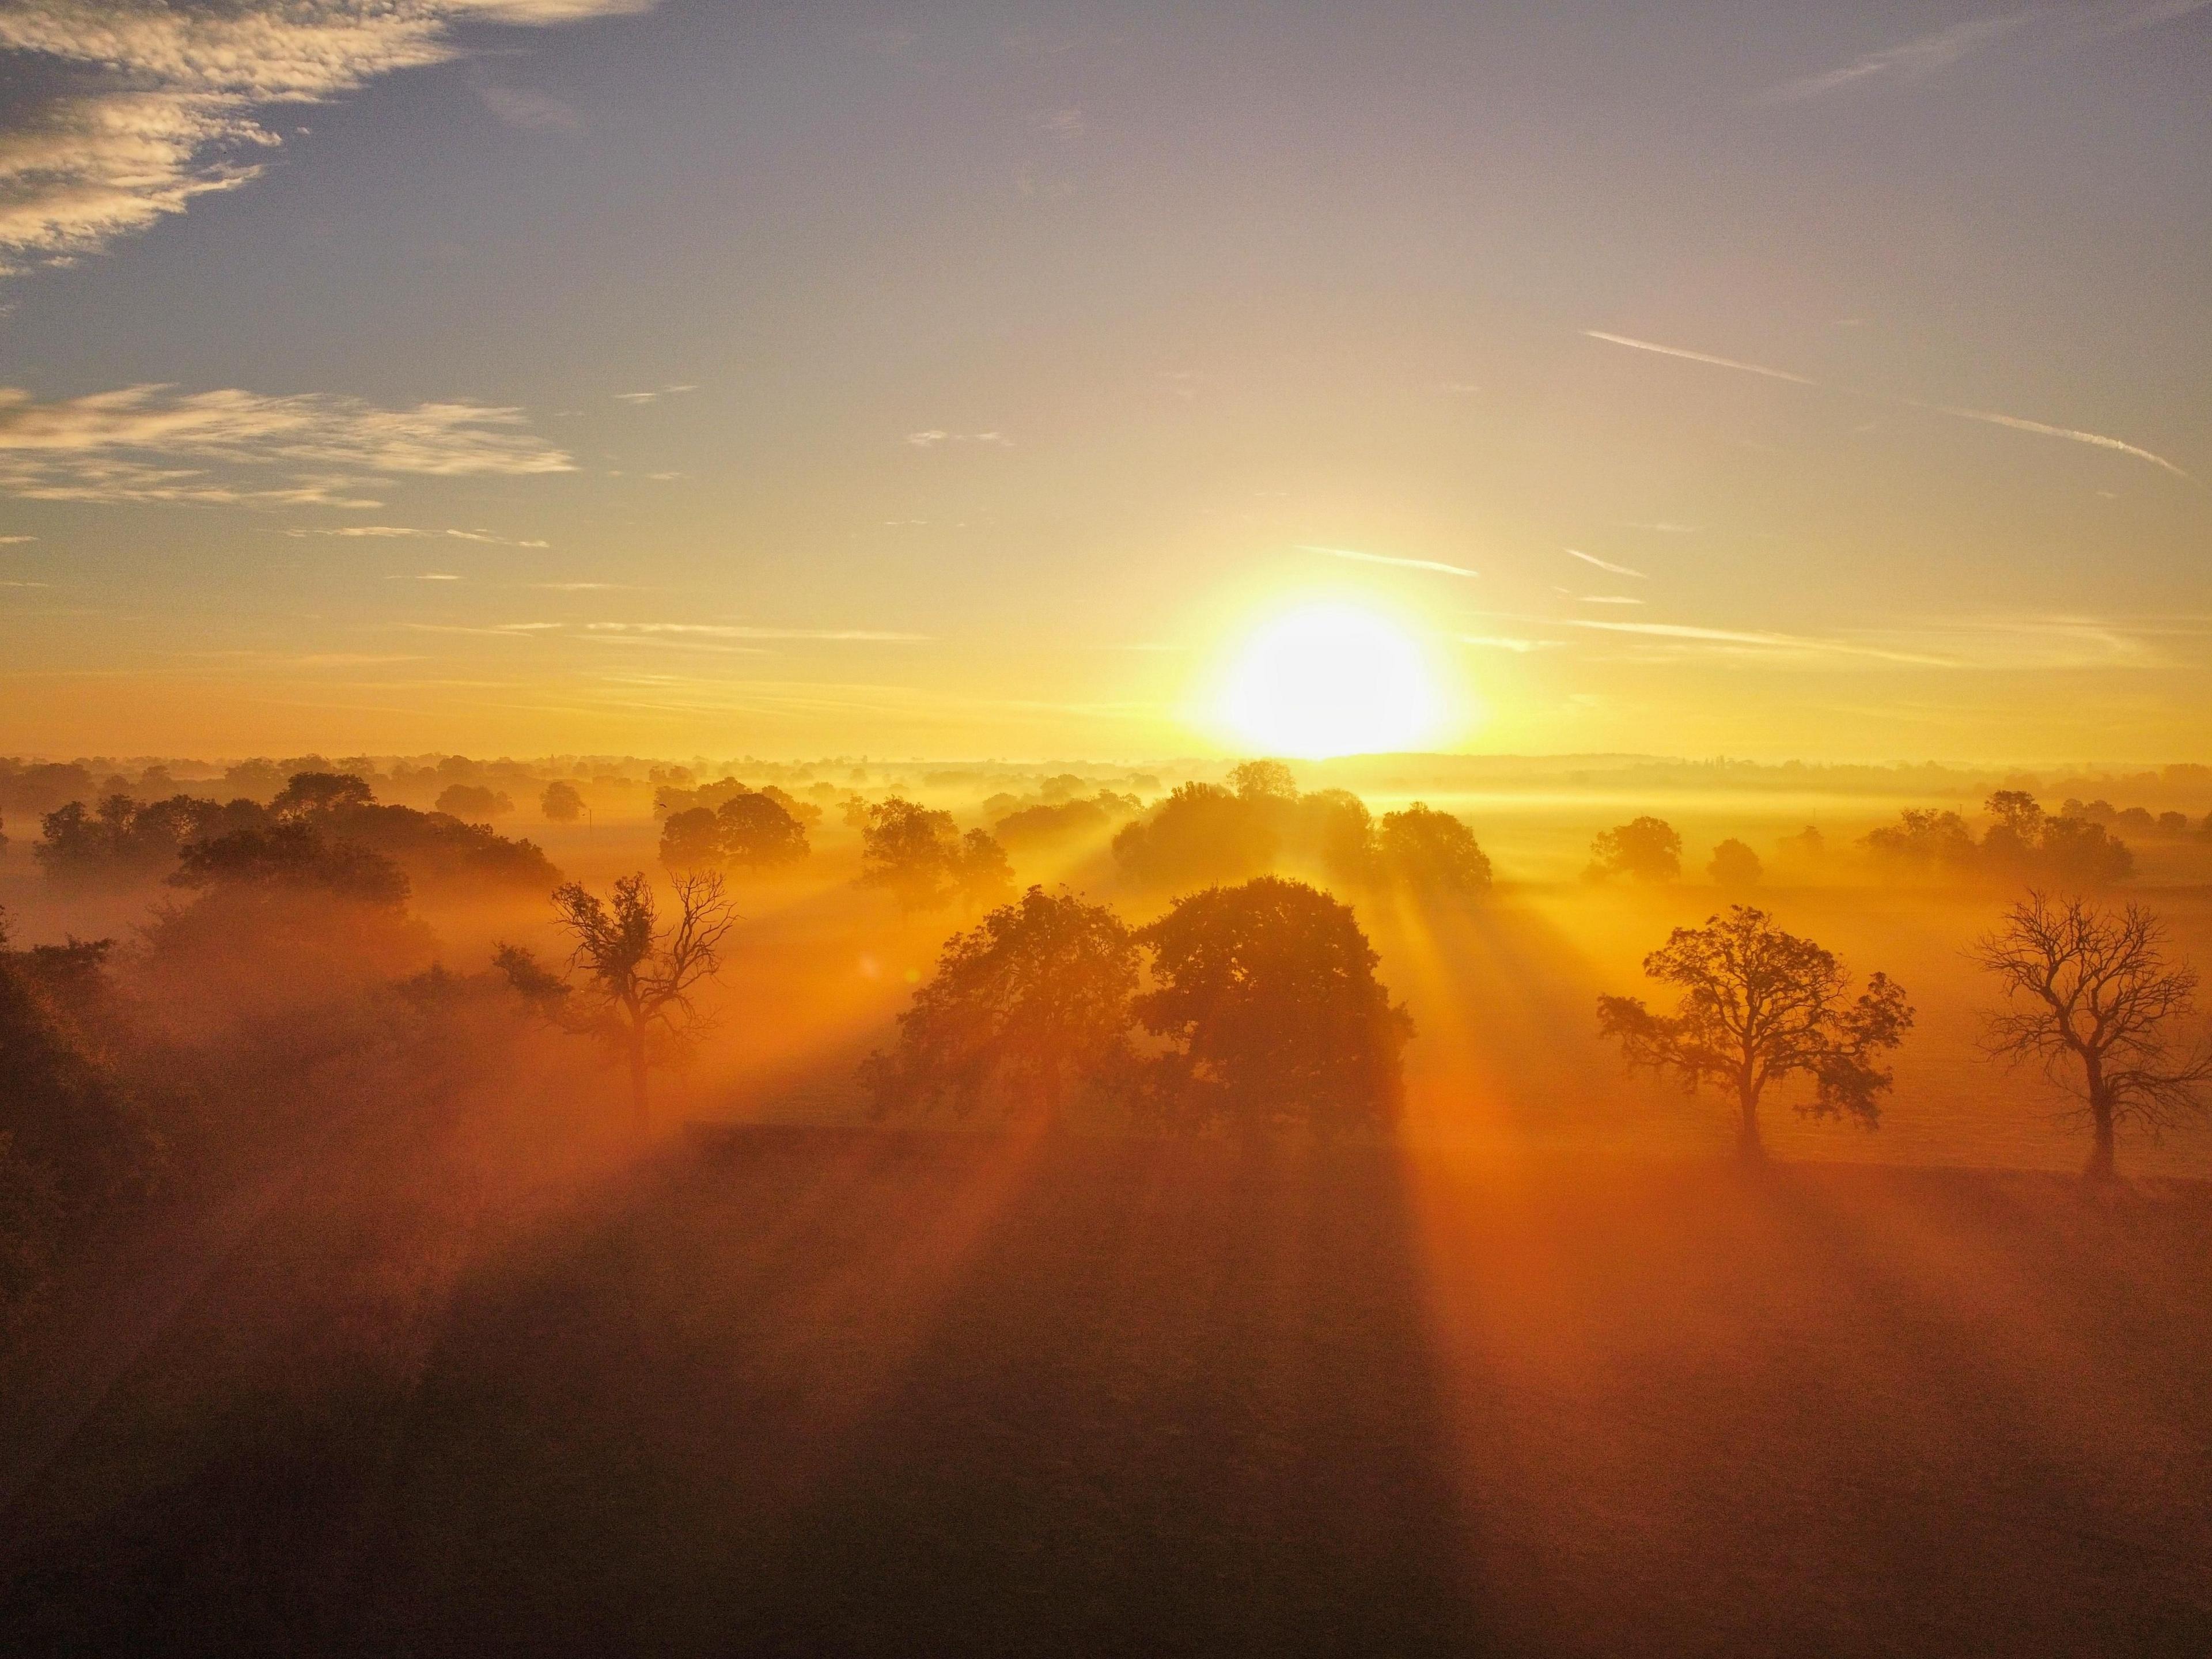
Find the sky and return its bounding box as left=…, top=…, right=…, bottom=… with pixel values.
left=0, top=0, right=2207, bottom=762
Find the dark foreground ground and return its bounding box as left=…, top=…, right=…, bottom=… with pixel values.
left=2, top=1127, right=2209, bottom=1657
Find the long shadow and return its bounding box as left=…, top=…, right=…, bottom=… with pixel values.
left=346, top=1128, right=1502, bottom=1657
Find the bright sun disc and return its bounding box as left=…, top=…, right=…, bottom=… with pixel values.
left=1220, top=603, right=1445, bottom=759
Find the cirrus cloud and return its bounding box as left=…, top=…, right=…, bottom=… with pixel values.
left=0, top=1, right=659, bottom=270
left=0, top=382, right=573, bottom=506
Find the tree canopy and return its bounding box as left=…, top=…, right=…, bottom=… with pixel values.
left=862, top=887, right=1139, bottom=1123
left=1597, top=906, right=1912, bottom=1159
left=1135, top=876, right=1411, bottom=1139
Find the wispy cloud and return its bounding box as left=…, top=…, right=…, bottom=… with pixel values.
left=0, top=384, right=572, bottom=505
left=1576, top=594, right=1646, bottom=605
left=0, top=2, right=660, bottom=268
left=1758, top=16, right=2032, bottom=103
left=0, top=533, right=34, bottom=544
left=385, top=571, right=462, bottom=581
left=1584, top=329, right=2189, bottom=477
left=289, top=524, right=552, bottom=546
left=1559, top=616, right=1956, bottom=666
left=904, top=430, right=1013, bottom=448
left=1297, top=543, right=1479, bottom=579
left=1459, top=634, right=1563, bottom=653
left=1584, top=330, right=1816, bottom=387
left=614, top=383, right=699, bottom=405
left=1564, top=547, right=1647, bottom=579
left=1757, top=3, right=2212, bottom=103
left=582, top=622, right=929, bottom=642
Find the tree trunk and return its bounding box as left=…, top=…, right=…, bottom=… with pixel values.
left=2085, top=1093, right=2117, bottom=1182
left=1736, top=1076, right=1764, bottom=1163
left=628, top=1025, right=651, bottom=1142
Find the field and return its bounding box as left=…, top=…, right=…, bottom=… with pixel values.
left=2, top=1126, right=2206, bottom=1656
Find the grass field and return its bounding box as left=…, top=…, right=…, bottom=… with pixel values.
left=2, top=1126, right=2206, bottom=1656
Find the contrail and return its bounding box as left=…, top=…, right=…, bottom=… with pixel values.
left=1911, top=399, right=2191, bottom=479
left=1584, top=329, right=2189, bottom=478
left=1581, top=331, right=1817, bottom=386
left=1298, top=544, right=1478, bottom=578
left=1564, top=548, right=1647, bottom=579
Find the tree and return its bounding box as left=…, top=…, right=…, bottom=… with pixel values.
left=1228, top=759, right=1298, bottom=803
left=1597, top=906, right=1912, bottom=1161
left=1971, top=893, right=2212, bottom=1180
left=1708, top=839, right=1762, bottom=892
left=271, top=771, right=374, bottom=821
left=1111, top=782, right=1278, bottom=890
left=1586, top=816, right=1681, bottom=883
left=856, top=797, right=961, bottom=914
left=862, top=887, right=1138, bottom=1123
left=953, top=827, right=1014, bottom=911
left=172, top=821, right=410, bottom=908
left=1377, top=804, right=1491, bottom=899
left=1134, top=876, right=1412, bottom=1140
left=503, top=872, right=738, bottom=1138
left=1861, top=808, right=1977, bottom=874
left=434, top=783, right=513, bottom=820
left=1287, top=789, right=1378, bottom=887
left=1981, top=790, right=2046, bottom=865
left=541, top=781, right=586, bottom=823
left=718, top=790, right=810, bottom=872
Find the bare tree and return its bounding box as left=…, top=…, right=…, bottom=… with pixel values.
left=1971, top=892, right=2212, bottom=1180
left=503, top=870, right=738, bottom=1139
left=1598, top=906, right=1912, bottom=1161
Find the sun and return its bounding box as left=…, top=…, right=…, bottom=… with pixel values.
left=1218, top=603, right=1448, bottom=759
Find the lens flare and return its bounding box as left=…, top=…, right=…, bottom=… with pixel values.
left=1220, top=603, right=1446, bottom=758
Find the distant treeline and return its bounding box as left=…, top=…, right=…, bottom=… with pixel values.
left=24, top=772, right=559, bottom=896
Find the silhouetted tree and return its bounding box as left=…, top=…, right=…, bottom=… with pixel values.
left=271, top=771, right=374, bottom=821
left=1862, top=808, right=1977, bottom=873
left=1597, top=906, right=1912, bottom=1161
left=1587, top=816, right=1681, bottom=883
left=540, top=781, right=586, bottom=823
left=1135, top=876, right=1412, bottom=1140
left=435, top=783, right=513, bottom=820
left=660, top=790, right=809, bottom=875
left=0, top=907, right=160, bottom=1327
left=1111, top=782, right=1278, bottom=889
left=955, top=827, right=1015, bottom=911
left=1228, top=759, right=1298, bottom=803
left=857, top=798, right=962, bottom=914
left=862, top=887, right=1138, bottom=1123
left=1287, top=789, right=1378, bottom=887
left=1377, top=804, right=1491, bottom=899
left=1776, top=825, right=1825, bottom=864
left=2036, top=816, right=2133, bottom=887
left=173, top=822, right=411, bottom=908
left=993, top=797, right=1111, bottom=853
left=1971, top=893, right=2212, bottom=1180
left=505, top=872, right=738, bottom=1138
left=1708, top=838, right=1762, bottom=891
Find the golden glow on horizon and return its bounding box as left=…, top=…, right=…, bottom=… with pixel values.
left=1218, top=603, right=1450, bottom=759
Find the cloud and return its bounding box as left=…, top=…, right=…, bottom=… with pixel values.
left=582, top=622, right=928, bottom=642
left=614, top=383, right=698, bottom=404
left=1584, top=328, right=2189, bottom=477
left=1758, top=16, right=2032, bottom=103
left=1297, top=543, right=1478, bottom=579
left=1558, top=616, right=1954, bottom=666
left=1459, top=634, right=1563, bottom=653
left=1584, top=330, right=1815, bottom=387
left=385, top=571, right=463, bottom=581
left=904, top=430, right=1012, bottom=448
left=478, top=85, right=581, bottom=131
left=0, top=384, right=572, bottom=505
left=1577, top=594, right=1646, bottom=605
left=0, top=533, right=34, bottom=543
left=0, top=1, right=658, bottom=268
left=1756, top=3, right=2212, bottom=104
left=1564, top=547, right=1647, bottom=579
